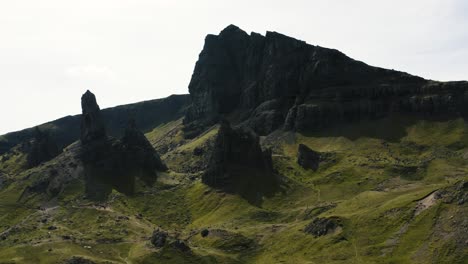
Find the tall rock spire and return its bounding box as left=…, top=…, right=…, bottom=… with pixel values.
left=80, top=90, right=106, bottom=144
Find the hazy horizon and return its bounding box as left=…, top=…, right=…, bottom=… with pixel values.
left=1, top=0, right=467, bottom=135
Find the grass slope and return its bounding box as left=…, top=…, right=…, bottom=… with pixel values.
left=0, top=117, right=467, bottom=263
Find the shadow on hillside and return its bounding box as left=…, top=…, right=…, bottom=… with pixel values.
left=301, top=113, right=468, bottom=142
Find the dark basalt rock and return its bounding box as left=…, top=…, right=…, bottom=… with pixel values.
left=201, top=229, right=209, bottom=237
left=150, top=229, right=168, bottom=248
left=184, top=25, right=468, bottom=137
left=80, top=90, right=106, bottom=144
left=304, top=217, right=341, bottom=237
left=203, top=120, right=279, bottom=204
left=297, top=144, right=322, bottom=171
left=26, top=127, right=60, bottom=168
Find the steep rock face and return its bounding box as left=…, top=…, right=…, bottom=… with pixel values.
left=203, top=120, right=278, bottom=204
left=184, top=25, right=468, bottom=136
left=80, top=90, right=106, bottom=144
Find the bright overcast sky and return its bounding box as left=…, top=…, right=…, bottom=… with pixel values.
left=0, top=0, right=467, bottom=135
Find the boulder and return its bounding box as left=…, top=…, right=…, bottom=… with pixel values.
left=150, top=230, right=168, bottom=248
left=201, top=229, right=209, bottom=237
left=297, top=144, right=321, bottom=171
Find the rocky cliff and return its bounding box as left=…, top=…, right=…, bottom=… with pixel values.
left=184, top=25, right=468, bottom=137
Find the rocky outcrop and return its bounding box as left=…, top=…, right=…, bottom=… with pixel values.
left=121, top=119, right=167, bottom=172
left=170, top=240, right=191, bottom=253
left=437, top=181, right=468, bottom=205
left=203, top=120, right=278, bottom=204
left=80, top=90, right=106, bottom=144
left=297, top=144, right=321, bottom=171
left=78, top=91, right=166, bottom=200
left=150, top=229, right=168, bottom=248
left=296, top=144, right=333, bottom=171
left=184, top=25, right=468, bottom=137
left=26, top=127, right=60, bottom=168
left=304, top=217, right=341, bottom=237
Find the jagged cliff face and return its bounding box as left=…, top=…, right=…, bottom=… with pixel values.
left=185, top=25, right=468, bottom=136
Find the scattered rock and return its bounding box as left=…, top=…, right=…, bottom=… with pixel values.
left=47, top=226, right=57, bottom=231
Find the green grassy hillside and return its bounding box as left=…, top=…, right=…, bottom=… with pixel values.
left=0, top=117, right=466, bottom=263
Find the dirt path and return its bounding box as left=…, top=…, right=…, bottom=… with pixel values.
left=414, top=191, right=438, bottom=216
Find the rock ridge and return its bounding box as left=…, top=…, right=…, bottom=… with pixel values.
left=184, top=25, right=468, bottom=137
